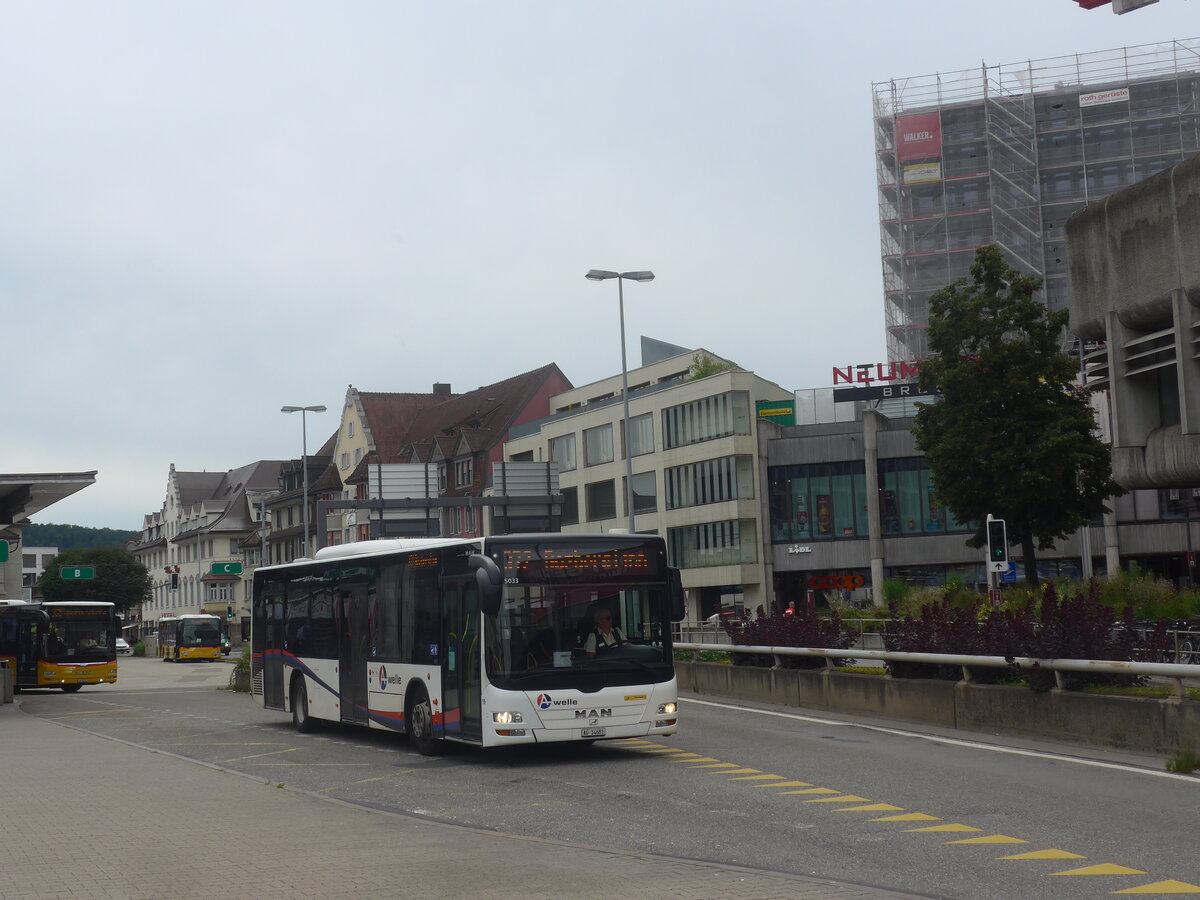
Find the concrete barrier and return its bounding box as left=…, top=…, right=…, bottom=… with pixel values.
left=676, top=661, right=1200, bottom=756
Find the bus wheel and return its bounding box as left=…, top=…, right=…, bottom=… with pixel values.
left=61, top=684, right=83, bottom=693
left=406, top=686, right=440, bottom=755
left=291, top=677, right=319, bottom=734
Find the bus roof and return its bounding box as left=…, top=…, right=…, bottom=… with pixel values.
left=40, top=601, right=116, bottom=608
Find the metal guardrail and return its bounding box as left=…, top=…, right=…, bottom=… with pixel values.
left=674, top=642, right=1200, bottom=700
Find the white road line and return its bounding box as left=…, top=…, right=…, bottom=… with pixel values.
left=682, top=697, right=1198, bottom=782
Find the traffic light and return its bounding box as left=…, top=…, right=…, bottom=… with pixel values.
left=170, top=572, right=179, bottom=590
left=226, top=606, right=233, bottom=620
left=987, top=519, right=1008, bottom=564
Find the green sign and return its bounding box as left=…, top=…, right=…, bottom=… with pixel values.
left=0, top=541, right=7, bottom=562
left=61, top=566, right=96, bottom=580
left=210, top=562, right=244, bottom=575
left=756, top=399, right=796, bottom=426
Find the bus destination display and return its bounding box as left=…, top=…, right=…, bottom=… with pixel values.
left=498, top=543, right=664, bottom=583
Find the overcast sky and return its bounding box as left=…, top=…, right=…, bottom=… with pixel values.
left=4, top=1, right=1195, bottom=531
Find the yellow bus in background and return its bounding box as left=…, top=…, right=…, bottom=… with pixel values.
left=0, top=600, right=120, bottom=692
left=158, top=614, right=223, bottom=662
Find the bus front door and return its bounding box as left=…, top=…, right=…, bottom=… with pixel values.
left=260, top=594, right=285, bottom=710
left=441, top=577, right=482, bottom=744
left=337, top=585, right=369, bottom=726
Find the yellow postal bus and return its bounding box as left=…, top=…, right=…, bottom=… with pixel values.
left=158, top=614, right=223, bottom=662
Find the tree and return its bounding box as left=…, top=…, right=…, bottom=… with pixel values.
left=37, top=545, right=152, bottom=613
left=912, top=245, right=1123, bottom=585
left=687, top=352, right=735, bottom=380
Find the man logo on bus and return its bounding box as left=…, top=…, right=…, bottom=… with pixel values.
left=537, top=693, right=552, bottom=709
left=379, top=665, right=388, bottom=691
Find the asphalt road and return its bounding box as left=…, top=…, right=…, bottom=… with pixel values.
left=20, top=656, right=1200, bottom=899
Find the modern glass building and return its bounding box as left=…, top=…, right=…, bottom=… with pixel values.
left=874, top=38, right=1200, bottom=362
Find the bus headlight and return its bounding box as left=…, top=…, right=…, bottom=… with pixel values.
left=493, top=711, right=523, bottom=724
left=657, top=702, right=677, bottom=715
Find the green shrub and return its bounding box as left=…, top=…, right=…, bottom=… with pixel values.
left=725, top=606, right=854, bottom=668
left=132, top=641, right=146, bottom=657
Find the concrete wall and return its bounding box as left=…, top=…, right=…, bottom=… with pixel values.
left=676, top=661, right=1200, bottom=756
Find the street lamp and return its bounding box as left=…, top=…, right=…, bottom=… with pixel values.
left=585, top=269, right=655, bottom=533
left=281, top=404, right=327, bottom=558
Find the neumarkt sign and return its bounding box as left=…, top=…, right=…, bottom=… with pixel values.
left=61, top=566, right=96, bottom=580
left=210, top=562, right=244, bottom=575
left=756, top=399, right=795, bottom=426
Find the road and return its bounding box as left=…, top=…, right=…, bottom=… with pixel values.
left=18, top=656, right=1200, bottom=899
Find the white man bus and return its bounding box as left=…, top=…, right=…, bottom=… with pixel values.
left=252, top=533, right=686, bottom=754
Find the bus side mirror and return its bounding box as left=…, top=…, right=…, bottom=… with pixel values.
left=470, top=554, right=503, bottom=616
left=668, top=568, right=686, bottom=622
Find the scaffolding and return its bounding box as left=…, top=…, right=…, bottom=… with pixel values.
left=873, top=38, right=1200, bottom=362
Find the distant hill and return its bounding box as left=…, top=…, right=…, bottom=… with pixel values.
left=23, top=523, right=138, bottom=550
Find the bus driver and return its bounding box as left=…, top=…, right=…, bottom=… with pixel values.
left=584, top=608, right=627, bottom=658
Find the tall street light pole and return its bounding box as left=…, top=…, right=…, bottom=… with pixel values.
left=281, top=404, right=327, bottom=558
left=585, top=269, right=655, bottom=534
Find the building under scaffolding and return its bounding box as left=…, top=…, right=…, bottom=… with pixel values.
left=873, top=38, right=1200, bottom=362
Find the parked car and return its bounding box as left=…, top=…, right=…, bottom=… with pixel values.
left=116, top=637, right=132, bottom=655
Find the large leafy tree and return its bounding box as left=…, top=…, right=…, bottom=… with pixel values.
left=912, top=245, right=1123, bottom=584
left=37, top=545, right=151, bottom=613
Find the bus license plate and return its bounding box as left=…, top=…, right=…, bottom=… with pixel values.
left=581, top=727, right=606, bottom=738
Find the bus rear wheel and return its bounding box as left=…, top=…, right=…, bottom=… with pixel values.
left=406, top=686, right=440, bottom=756
left=291, top=676, right=319, bottom=733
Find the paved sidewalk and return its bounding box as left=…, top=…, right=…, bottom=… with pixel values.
left=0, top=700, right=928, bottom=900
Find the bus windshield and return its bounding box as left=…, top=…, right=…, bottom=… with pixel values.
left=486, top=582, right=673, bottom=689
left=45, top=610, right=115, bottom=663
left=180, top=619, right=221, bottom=647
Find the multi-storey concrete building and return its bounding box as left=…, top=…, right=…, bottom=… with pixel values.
left=874, top=38, right=1200, bottom=362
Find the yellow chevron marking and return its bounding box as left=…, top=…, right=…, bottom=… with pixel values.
left=998, top=850, right=1086, bottom=860
left=1049, top=864, right=1147, bottom=877
left=638, top=749, right=693, bottom=755
left=687, top=763, right=743, bottom=769
left=905, top=824, right=982, bottom=833
left=671, top=757, right=720, bottom=764
left=1113, top=880, right=1200, bottom=894
left=835, top=804, right=904, bottom=812
left=715, top=768, right=762, bottom=775
left=779, top=787, right=841, bottom=795
left=805, top=795, right=871, bottom=804
left=729, top=774, right=786, bottom=782
left=655, top=752, right=704, bottom=759
left=755, top=780, right=812, bottom=788
left=871, top=813, right=940, bottom=822
left=946, top=835, right=1028, bottom=845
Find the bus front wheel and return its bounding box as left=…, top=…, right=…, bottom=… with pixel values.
left=61, top=684, right=83, bottom=693
left=406, top=686, right=440, bottom=756
left=291, top=676, right=319, bottom=733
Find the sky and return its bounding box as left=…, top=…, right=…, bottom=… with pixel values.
left=3, top=1, right=1196, bottom=531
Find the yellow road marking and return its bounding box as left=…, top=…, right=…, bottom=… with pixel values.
left=638, top=749, right=694, bottom=755
left=670, top=757, right=720, bottom=764
left=836, top=804, right=904, bottom=812
left=754, top=780, right=811, bottom=788
left=905, top=824, right=982, bottom=833
left=946, top=835, right=1028, bottom=845
left=1113, top=880, right=1200, bottom=894
left=729, top=774, right=786, bottom=782
left=871, top=813, right=940, bottom=822
left=348, top=769, right=420, bottom=785
left=1050, top=864, right=1147, bottom=876
left=218, top=748, right=299, bottom=762
left=806, top=795, right=871, bottom=804
left=778, top=787, right=840, bottom=795
left=687, top=763, right=743, bottom=769
left=999, top=849, right=1085, bottom=860
left=716, top=768, right=762, bottom=775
